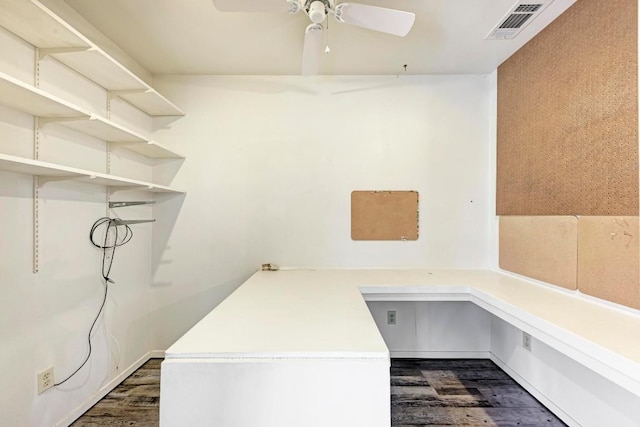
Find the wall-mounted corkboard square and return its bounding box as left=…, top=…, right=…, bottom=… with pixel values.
left=577, top=216, right=640, bottom=309
left=499, top=216, right=578, bottom=290
left=351, top=191, right=419, bottom=241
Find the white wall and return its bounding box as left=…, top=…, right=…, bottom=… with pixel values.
left=366, top=301, right=491, bottom=357
left=153, top=74, right=496, bottom=269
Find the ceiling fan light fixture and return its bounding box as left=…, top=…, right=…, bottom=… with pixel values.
left=333, top=3, right=346, bottom=22
left=211, top=0, right=415, bottom=75
left=286, top=0, right=301, bottom=14
left=308, top=1, right=326, bottom=23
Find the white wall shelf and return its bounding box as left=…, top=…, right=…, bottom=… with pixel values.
left=40, top=114, right=146, bottom=143
left=111, top=141, right=185, bottom=159
left=42, top=47, right=147, bottom=92
left=0, top=72, right=183, bottom=159
left=0, top=0, right=184, bottom=117
left=0, top=0, right=88, bottom=49
left=0, top=70, right=87, bottom=118
left=0, top=153, right=185, bottom=194
left=110, top=89, right=184, bottom=117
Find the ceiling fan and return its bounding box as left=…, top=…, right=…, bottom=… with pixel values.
left=211, top=0, right=416, bottom=75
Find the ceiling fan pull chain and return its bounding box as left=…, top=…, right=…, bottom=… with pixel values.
left=325, top=16, right=331, bottom=53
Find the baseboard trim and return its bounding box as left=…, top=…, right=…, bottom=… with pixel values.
left=489, top=353, right=579, bottom=427
left=54, top=349, right=578, bottom=426
left=391, top=351, right=491, bottom=359
left=149, top=350, right=166, bottom=359
left=55, top=350, right=165, bottom=427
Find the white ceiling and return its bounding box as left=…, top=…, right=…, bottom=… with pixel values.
left=63, top=0, right=575, bottom=76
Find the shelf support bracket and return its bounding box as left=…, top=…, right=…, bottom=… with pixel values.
left=108, top=89, right=151, bottom=105
left=38, top=47, right=92, bottom=60
left=38, top=116, right=87, bottom=129
left=33, top=47, right=41, bottom=272
left=106, top=143, right=112, bottom=216
left=109, top=89, right=150, bottom=98
left=34, top=48, right=40, bottom=88
left=33, top=176, right=39, bottom=273
left=37, top=175, right=81, bottom=186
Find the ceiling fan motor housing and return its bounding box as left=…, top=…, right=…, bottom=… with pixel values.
left=308, top=1, right=326, bottom=23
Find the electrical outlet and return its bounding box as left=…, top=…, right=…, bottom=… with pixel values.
left=387, top=310, right=396, bottom=325
left=522, top=332, right=532, bottom=351
left=37, top=367, right=54, bottom=394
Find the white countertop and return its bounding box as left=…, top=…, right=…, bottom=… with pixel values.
left=166, top=269, right=640, bottom=371
left=166, top=269, right=392, bottom=359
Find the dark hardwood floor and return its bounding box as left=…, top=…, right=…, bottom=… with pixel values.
left=391, top=359, right=566, bottom=426
left=71, top=358, right=161, bottom=426
left=71, top=358, right=566, bottom=426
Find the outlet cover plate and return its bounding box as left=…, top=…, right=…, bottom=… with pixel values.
left=38, top=367, right=54, bottom=394
left=387, top=310, right=397, bottom=325
left=523, top=332, right=532, bottom=351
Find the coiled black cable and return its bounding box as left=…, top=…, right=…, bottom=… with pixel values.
left=54, top=217, right=132, bottom=387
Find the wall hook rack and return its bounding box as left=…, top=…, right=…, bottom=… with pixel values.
left=109, top=201, right=156, bottom=208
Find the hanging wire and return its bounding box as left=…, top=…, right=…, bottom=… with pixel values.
left=54, top=218, right=132, bottom=387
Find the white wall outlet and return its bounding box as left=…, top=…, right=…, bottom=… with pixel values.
left=387, top=310, right=396, bottom=325
left=522, top=332, right=532, bottom=351
left=37, top=367, right=54, bottom=394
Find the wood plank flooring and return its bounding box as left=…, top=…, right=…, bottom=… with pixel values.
left=71, top=358, right=161, bottom=426
left=71, top=358, right=566, bottom=426
left=391, top=359, right=566, bottom=426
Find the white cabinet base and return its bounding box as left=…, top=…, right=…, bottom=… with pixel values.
left=160, top=358, right=390, bottom=427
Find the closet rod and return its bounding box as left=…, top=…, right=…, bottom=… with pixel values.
left=112, top=219, right=156, bottom=226
left=109, top=201, right=156, bottom=208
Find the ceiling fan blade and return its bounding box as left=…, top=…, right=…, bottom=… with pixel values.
left=334, top=3, right=415, bottom=37
left=211, top=0, right=291, bottom=13
left=301, top=24, right=323, bottom=76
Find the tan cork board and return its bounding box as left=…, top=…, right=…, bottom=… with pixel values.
left=577, top=217, right=640, bottom=309
left=351, top=191, right=419, bottom=241
left=496, top=0, right=638, bottom=216
left=499, top=216, right=578, bottom=290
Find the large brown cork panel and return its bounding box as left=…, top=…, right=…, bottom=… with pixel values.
left=497, top=0, right=638, bottom=216
left=351, top=191, right=419, bottom=241
left=499, top=216, right=578, bottom=290
left=577, top=217, right=640, bottom=309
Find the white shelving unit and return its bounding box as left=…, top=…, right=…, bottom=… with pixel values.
left=0, top=153, right=184, bottom=194
left=0, top=0, right=184, bottom=116
left=0, top=0, right=186, bottom=272
left=0, top=71, right=184, bottom=159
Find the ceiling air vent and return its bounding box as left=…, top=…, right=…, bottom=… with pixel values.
left=486, top=1, right=553, bottom=40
